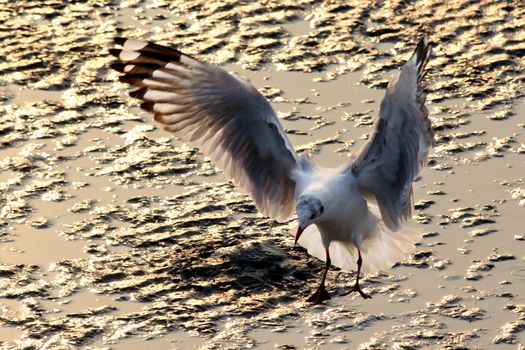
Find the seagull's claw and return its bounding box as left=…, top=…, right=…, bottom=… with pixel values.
left=306, top=284, right=331, bottom=304
left=342, top=284, right=372, bottom=299
left=352, top=285, right=372, bottom=300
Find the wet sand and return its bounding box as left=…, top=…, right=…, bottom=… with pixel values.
left=0, top=0, right=524, bottom=349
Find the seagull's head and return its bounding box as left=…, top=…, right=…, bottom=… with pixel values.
left=295, top=195, right=324, bottom=245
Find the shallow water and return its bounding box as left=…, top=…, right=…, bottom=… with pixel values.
left=0, top=0, right=524, bottom=349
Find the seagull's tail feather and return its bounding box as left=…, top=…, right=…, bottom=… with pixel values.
left=293, top=215, right=421, bottom=274
left=295, top=225, right=360, bottom=270
left=358, top=221, right=421, bottom=273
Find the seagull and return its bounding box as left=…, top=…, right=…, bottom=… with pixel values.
left=109, top=35, right=434, bottom=304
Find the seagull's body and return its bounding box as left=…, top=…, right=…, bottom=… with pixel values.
left=110, top=35, right=434, bottom=304
left=295, top=166, right=370, bottom=248
left=292, top=163, right=420, bottom=301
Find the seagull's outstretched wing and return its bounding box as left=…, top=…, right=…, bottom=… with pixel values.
left=349, top=35, right=434, bottom=231
left=109, top=38, right=299, bottom=221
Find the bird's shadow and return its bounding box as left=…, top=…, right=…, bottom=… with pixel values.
left=165, top=238, right=324, bottom=308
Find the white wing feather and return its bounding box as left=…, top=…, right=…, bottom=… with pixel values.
left=110, top=38, right=299, bottom=221
left=350, top=35, right=434, bottom=231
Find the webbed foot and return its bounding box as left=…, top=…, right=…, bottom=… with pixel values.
left=306, top=284, right=331, bottom=304
left=342, top=283, right=372, bottom=299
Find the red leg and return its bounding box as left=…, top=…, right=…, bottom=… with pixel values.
left=342, top=249, right=371, bottom=299
left=306, top=247, right=331, bottom=304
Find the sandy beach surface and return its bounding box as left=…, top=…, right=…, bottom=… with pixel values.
left=0, top=1, right=524, bottom=349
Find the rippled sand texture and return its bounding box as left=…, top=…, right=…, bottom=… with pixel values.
left=1, top=0, right=524, bottom=349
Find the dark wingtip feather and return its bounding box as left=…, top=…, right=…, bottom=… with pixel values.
left=118, top=75, right=150, bottom=88
left=114, top=37, right=127, bottom=46
left=129, top=88, right=147, bottom=99
left=417, top=35, right=431, bottom=66
left=110, top=62, right=126, bottom=72
left=141, top=101, right=155, bottom=112
left=118, top=75, right=133, bottom=84
left=119, top=73, right=149, bottom=81
left=109, top=48, right=121, bottom=58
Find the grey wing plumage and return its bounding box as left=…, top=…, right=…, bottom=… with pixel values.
left=350, top=35, right=434, bottom=231
left=109, top=38, right=299, bottom=221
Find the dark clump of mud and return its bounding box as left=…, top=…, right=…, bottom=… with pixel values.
left=0, top=0, right=524, bottom=349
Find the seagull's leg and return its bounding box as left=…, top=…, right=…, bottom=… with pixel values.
left=306, top=247, right=331, bottom=304
left=351, top=249, right=372, bottom=299
left=342, top=249, right=372, bottom=299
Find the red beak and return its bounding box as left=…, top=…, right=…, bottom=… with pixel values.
left=295, top=226, right=304, bottom=246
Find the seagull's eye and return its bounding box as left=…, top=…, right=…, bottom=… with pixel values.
left=310, top=205, right=324, bottom=220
